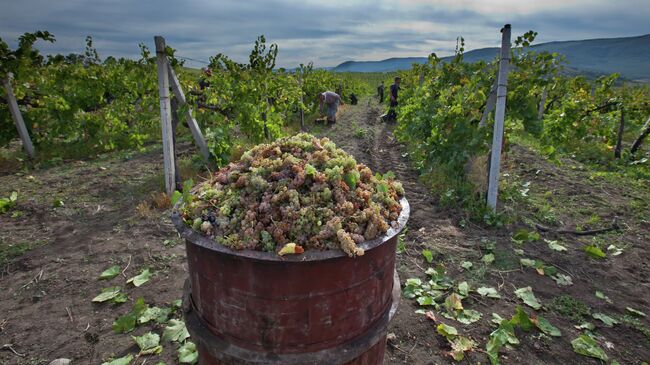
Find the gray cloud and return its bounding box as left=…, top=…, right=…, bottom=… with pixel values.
left=1, top=0, right=648, bottom=68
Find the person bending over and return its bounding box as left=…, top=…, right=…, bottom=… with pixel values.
left=319, top=91, right=343, bottom=123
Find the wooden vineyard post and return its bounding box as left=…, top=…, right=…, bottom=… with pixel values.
left=2, top=73, right=35, bottom=158
left=167, top=64, right=211, bottom=161
left=154, top=36, right=176, bottom=196
left=486, top=24, right=512, bottom=211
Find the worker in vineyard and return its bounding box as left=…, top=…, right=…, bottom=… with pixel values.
left=199, top=68, right=212, bottom=90
left=319, top=91, right=343, bottom=124
left=387, top=76, right=401, bottom=120
left=350, top=93, right=358, bottom=105
left=377, top=81, right=385, bottom=103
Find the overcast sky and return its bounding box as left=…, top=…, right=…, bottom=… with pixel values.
left=1, top=0, right=648, bottom=68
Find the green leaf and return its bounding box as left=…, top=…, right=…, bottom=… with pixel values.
left=304, top=163, right=317, bottom=177
left=595, top=291, right=612, bottom=304
left=487, top=321, right=517, bottom=365
left=482, top=253, right=495, bottom=265
left=552, top=273, right=573, bottom=286
left=422, top=250, right=433, bottom=263
left=416, top=296, right=435, bottom=306
left=92, top=286, right=122, bottom=302
left=625, top=307, right=646, bottom=317
left=534, top=315, right=561, bottom=337
left=99, top=265, right=121, bottom=280
left=592, top=313, right=619, bottom=327
left=457, top=309, right=482, bottom=324
left=437, top=323, right=458, bottom=339
left=460, top=261, right=473, bottom=270
left=112, top=293, right=128, bottom=304
left=113, top=298, right=147, bottom=334
left=457, top=281, right=470, bottom=297
left=127, top=268, right=152, bottom=287
left=449, top=336, right=476, bottom=361
left=477, top=287, right=500, bottom=299
left=510, top=306, right=534, bottom=331
left=171, top=190, right=183, bottom=206
left=10, top=191, right=18, bottom=202
left=178, top=341, right=198, bottom=364
left=520, top=258, right=536, bottom=267
left=571, top=334, right=608, bottom=361
left=343, top=171, right=360, bottom=190
left=512, top=229, right=540, bottom=243
left=584, top=245, right=606, bottom=259
left=171, top=299, right=182, bottom=309
left=163, top=319, right=190, bottom=343
left=545, top=239, right=567, bottom=252
left=139, top=306, right=171, bottom=324
left=132, top=332, right=162, bottom=355
left=101, top=354, right=134, bottom=365
left=514, top=286, right=542, bottom=310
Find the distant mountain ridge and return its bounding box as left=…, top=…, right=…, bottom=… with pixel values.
left=332, top=34, right=650, bottom=82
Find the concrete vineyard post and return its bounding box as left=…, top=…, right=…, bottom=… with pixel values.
left=486, top=24, right=512, bottom=211
left=167, top=64, right=211, bottom=161
left=2, top=73, right=35, bottom=158
left=154, top=36, right=177, bottom=196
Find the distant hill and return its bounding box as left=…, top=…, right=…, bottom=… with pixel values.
left=332, top=34, right=650, bottom=82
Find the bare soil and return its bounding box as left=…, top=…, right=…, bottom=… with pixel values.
left=0, top=98, right=648, bottom=364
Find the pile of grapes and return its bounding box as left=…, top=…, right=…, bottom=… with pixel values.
left=179, top=133, right=404, bottom=257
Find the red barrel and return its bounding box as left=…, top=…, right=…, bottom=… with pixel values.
left=173, top=198, right=409, bottom=365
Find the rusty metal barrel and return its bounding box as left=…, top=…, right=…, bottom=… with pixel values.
left=172, top=198, right=409, bottom=365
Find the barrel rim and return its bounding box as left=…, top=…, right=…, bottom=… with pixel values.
left=172, top=197, right=409, bottom=262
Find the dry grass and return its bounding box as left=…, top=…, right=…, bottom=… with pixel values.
left=466, top=154, right=489, bottom=195
left=135, top=191, right=171, bottom=218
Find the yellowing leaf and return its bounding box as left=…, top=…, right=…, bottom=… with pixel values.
left=449, top=336, right=476, bottom=361
left=278, top=243, right=305, bottom=256
left=445, top=293, right=463, bottom=312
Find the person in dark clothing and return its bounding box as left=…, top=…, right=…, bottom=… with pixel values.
left=198, top=68, right=212, bottom=90
left=387, top=77, right=401, bottom=120
left=377, top=81, right=385, bottom=103
left=350, top=93, right=358, bottom=105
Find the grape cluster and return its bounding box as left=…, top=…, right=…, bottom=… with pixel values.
left=180, top=133, right=404, bottom=257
